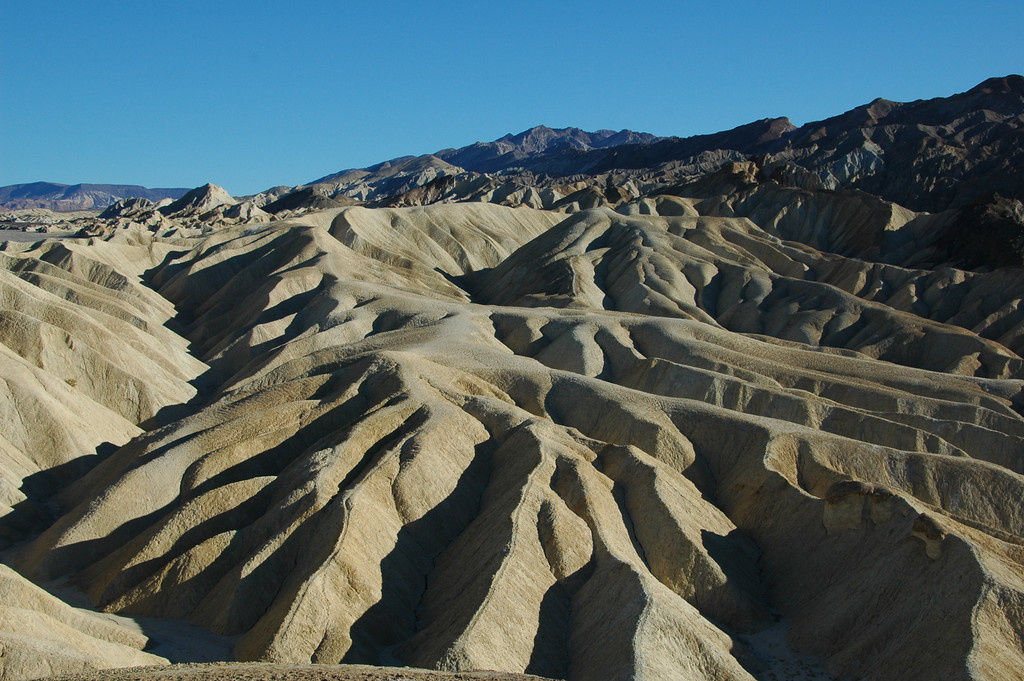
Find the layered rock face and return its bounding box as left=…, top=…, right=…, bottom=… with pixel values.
left=2, top=190, right=1023, bottom=681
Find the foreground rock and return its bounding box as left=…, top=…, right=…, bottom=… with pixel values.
left=0, top=233, right=206, bottom=548
left=0, top=564, right=167, bottom=680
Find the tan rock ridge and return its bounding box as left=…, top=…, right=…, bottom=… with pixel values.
left=1, top=194, right=1022, bottom=680
left=0, top=233, right=206, bottom=548
left=0, top=564, right=167, bottom=679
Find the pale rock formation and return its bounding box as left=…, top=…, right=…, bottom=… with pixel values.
left=0, top=564, right=167, bottom=680
left=99, top=198, right=156, bottom=220
left=0, top=235, right=206, bottom=547
left=221, top=201, right=271, bottom=225
left=2, top=199, right=1021, bottom=681
left=161, top=184, right=236, bottom=218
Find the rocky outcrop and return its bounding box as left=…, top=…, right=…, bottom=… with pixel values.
left=99, top=198, right=157, bottom=220
left=161, top=184, right=236, bottom=218
left=263, top=187, right=353, bottom=216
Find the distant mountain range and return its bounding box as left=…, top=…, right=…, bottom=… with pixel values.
left=433, top=126, right=662, bottom=173
left=299, top=74, right=1024, bottom=214
left=0, top=182, right=189, bottom=213
left=5, top=75, right=1023, bottom=215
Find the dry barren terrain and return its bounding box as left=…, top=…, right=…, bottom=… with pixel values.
left=2, top=77, right=1024, bottom=681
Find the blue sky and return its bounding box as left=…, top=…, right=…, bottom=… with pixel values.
left=2, top=1, right=1022, bottom=196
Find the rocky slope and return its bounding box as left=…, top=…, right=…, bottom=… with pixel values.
left=2, top=78, right=1024, bottom=681
left=768, top=75, right=1024, bottom=212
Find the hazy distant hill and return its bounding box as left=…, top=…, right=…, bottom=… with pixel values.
left=0, top=182, right=188, bottom=212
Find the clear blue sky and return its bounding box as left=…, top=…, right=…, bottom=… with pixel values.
left=2, top=1, right=1022, bottom=196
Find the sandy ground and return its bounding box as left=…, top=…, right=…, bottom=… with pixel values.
left=736, top=617, right=835, bottom=680
left=42, top=663, right=554, bottom=681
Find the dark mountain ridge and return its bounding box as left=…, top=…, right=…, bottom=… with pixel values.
left=299, top=75, right=1022, bottom=214
left=463, top=75, right=1024, bottom=212
left=434, top=125, right=662, bottom=173
left=767, top=74, right=1024, bottom=211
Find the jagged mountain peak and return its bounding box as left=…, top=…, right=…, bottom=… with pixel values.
left=433, top=125, right=663, bottom=174
left=509, top=124, right=661, bottom=149
left=495, top=125, right=599, bottom=152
